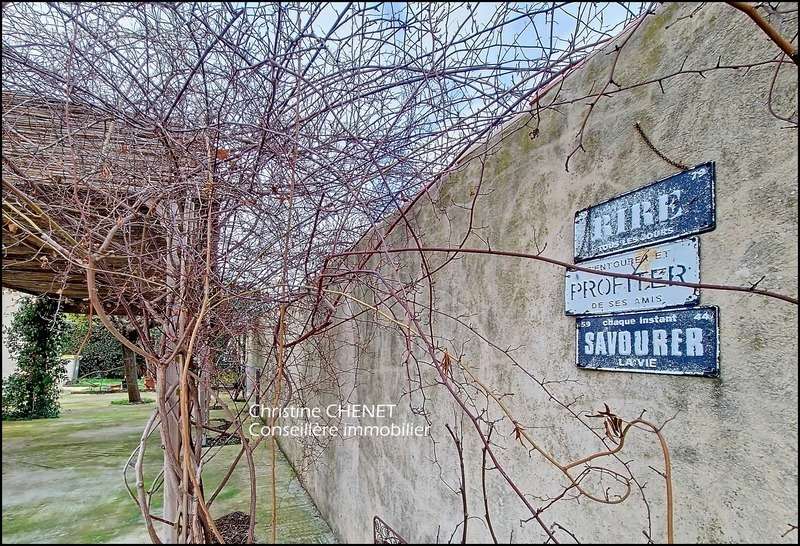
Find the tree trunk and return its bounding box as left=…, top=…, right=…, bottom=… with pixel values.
left=122, top=326, right=142, bottom=404
left=123, top=345, right=141, bottom=404
left=157, top=363, right=182, bottom=543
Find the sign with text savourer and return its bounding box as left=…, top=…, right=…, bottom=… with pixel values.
left=575, top=307, right=719, bottom=376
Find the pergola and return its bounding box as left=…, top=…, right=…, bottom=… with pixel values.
left=2, top=91, right=183, bottom=312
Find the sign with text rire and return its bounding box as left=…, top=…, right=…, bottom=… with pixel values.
left=565, top=238, right=700, bottom=316
left=574, top=163, right=715, bottom=262
left=575, top=306, right=719, bottom=376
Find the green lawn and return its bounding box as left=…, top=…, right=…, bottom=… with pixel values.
left=69, top=377, right=144, bottom=389
left=1, top=389, right=335, bottom=544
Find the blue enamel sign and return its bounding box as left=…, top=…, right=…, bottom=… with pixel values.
left=574, top=163, right=715, bottom=262
left=576, top=306, right=719, bottom=376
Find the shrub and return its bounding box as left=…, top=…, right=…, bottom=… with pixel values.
left=63, top=315, right=125, bottom=379
left=1, top=374, right=32, bottom=420
left=2, top=297, right=67, bottom=420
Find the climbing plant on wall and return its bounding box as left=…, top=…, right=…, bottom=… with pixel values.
left=2, top=296, right=67, bottom=420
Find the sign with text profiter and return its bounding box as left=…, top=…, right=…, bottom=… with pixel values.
left=576, top=306, right=719, bottom=376
left=565, top=238, right=700, bottom=316
left=574, top=163, right=715, bottom=262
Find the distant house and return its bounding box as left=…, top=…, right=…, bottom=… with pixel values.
left=2, top=288, right=24, bottom=379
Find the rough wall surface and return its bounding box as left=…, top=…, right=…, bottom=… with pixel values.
left=279, top=3, right=798, bottom=543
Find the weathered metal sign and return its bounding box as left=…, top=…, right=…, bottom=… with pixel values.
left=565, top=238, right=700, bottom=316
left=574, top=163, right=715, bottom=262
left=575, top=306, right=719, bottom=376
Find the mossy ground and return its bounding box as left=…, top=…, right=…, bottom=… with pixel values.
left=1, top=389, right=335, bottom=544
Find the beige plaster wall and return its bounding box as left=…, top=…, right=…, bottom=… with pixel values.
left=278, top=3, right=798, bottom=543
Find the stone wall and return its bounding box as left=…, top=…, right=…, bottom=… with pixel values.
left=277, top=3, right=798, bottom=543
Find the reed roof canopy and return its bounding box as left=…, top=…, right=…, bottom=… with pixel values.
left=2, top=91, right=204, bottom=313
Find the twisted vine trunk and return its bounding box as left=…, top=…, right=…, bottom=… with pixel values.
left=157, top=363, right=183, bottom=543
